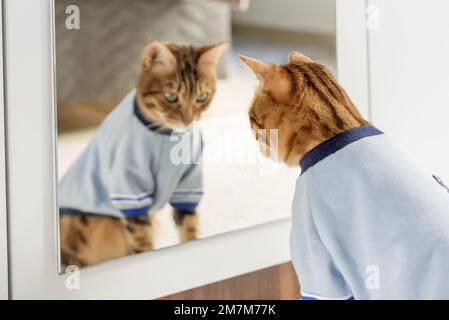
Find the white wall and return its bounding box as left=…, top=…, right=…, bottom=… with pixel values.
left=368, top=0, right=449, bottom=181
left=232, top=0, right=335, bottom=34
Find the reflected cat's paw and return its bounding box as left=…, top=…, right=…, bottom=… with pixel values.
left=125, top=214, right=156, bottom=253
left=173, top=209, right=200, bottom=242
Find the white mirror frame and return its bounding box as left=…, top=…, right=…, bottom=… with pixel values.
left=0, top=0, right=10, bottom=300
left=3, top=0, right=368, bottom=299
left=336, top=0, right=370, bottom=118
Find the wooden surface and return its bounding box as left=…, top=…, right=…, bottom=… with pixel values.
left=160, top=262, right=300, bottom=300
left=57, top=99, right=119, bottom=134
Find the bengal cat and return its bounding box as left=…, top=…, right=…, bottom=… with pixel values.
left=60, top=41, right=228, bottom=268
left=240, top=52, right=449, bottom=299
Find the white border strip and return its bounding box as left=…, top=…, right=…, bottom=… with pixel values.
left=110, top=192, right=153, bottom=200
left=0, top=0, right=10, bottom=300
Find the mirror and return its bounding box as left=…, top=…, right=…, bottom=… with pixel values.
left=55, top=0, right=336, bottom=269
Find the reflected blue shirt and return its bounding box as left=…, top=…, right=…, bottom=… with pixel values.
left=58, top=90, right=203, bottom=218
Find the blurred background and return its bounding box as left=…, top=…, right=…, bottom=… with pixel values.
left=56, top=0, right=335, bottom=125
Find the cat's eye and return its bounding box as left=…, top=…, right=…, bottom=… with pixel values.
left=196, top=92, right=209, bottom=103
left=163, top=91, right=179, bottom=103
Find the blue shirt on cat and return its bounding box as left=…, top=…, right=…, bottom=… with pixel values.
left=59, top=90, right=203, bottom=218
left=291, top=125, right=449, bottom=300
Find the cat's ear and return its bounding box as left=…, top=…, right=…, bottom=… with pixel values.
left=142, top=41, right=177, bottom=71
left=288, top=51, right=313, bottom=64
left=239, top=55, right=277, bottom=87
left=239, top=55, right=291, bottom=102
left=198, top=42, right=229, bottom=72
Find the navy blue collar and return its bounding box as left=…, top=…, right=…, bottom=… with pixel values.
left=299, top=125, right=383, bottom=174
left=133, top=98, right=173, bottom=135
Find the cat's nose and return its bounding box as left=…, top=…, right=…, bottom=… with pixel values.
left=181, top=111, right=194, bottom=126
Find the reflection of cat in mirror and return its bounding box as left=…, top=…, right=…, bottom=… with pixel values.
left=59, top=41, right=228, bottom=267
left=241, top=52, right=449, bottom=299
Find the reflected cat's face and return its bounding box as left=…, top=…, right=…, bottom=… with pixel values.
left=136, top=41, right=228, bottom=130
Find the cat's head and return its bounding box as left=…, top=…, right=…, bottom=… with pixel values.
left=136, top=41, right=228, bottom=130
left=240, top=52, right=367, bottom=166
